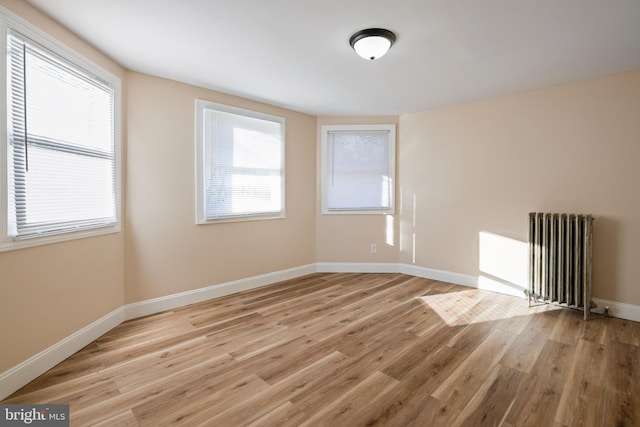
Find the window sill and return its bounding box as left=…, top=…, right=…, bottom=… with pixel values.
left=196, top=212, right=285, bottom=225
left=0, top=224, right=121, bottom=252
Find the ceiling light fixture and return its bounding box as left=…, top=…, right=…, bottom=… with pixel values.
left=349, top=28, right=396, bottom=61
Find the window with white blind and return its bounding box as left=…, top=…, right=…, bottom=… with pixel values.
left=195, top=100, right=285, bottom=223
left=321, top=124, right=396, bottom=214
left=1, top=11, right=121, bottom=251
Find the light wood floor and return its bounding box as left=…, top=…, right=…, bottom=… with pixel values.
left=4, top=273, right=640, bottom=426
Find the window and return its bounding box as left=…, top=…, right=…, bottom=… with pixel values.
left=1, top=10, right=121, bottom=251
left=195, top=100, right=285, bottom=223
left=321, top=124, right=396, bottom=214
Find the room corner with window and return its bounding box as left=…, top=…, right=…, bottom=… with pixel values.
left=321, top=124, right=396, bottom=215
left=195, top=99, right=285, bottom=223
left=2, top=1, right=640, bottom=425
left=1, top=16, right=121, bottom=251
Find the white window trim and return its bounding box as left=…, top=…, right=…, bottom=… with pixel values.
left=321, top=124, right=396, bottom=215
left=195, top=99, right=286, bottom=224
left=0, top=7, right=122, bottom=252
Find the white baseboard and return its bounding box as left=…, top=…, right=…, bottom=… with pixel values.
left=124, top=264, right=316, bottom=320
left=316, top=262, right=400, bottom=274
left=399, top=264, right=478, bottom=288
left=315, top=263, right=483, bottom=291
left=316, top=263, right=521, bottom=298
left=2, top=261, right=639, bottom=400
left=0, top=307, right=125, bottom=401
left=398, top=264, right=527, bottom=298
left=592, top=298, right=640, bottom=322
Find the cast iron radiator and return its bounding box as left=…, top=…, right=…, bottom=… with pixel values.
left=527, top=212, right=595, bottom=320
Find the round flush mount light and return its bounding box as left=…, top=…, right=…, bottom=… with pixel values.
left=349, top=28, right=396, bottom=61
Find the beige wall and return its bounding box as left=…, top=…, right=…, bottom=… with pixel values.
left=399, top=71, right=640, bottom=306
left=316, top=116, right=400, bottom=263
left=0, top=0, right=126, bottom=373
left=125, top=72, right=316, bottom=303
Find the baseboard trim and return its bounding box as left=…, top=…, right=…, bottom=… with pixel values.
left=398, top=264, right=478, bottom=287
left=0, top=307, right=125, bottom=401
left=315, top=263, right=481, bottom=290
left=317, top=262, right=507, bottom=294
left=316, top=262, right=400, bottom=274
left=592, top=298, right=640, bottom=322
left=124, top=264, right=317, bottom=320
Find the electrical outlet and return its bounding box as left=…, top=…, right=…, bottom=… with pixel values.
left=370, top=243, right=377, bottom=253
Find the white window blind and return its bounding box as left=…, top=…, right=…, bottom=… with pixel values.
left=196, top=100, right=285, bottom=222
left=6, top=29, right=117, bottom=239
left=322, top=125, right=396, bottom=214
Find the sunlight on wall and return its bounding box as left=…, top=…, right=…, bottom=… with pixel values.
left=412, top=233, right=416, bottom=264
left=399, top=188, right=404, bottom=251
left=398, top=187, right=417, bottom=262
left=411, top=193, right=417, bottom=263
left=385, top=214, right=395, bottom=246
left=478, top=231, right=528, bottom=297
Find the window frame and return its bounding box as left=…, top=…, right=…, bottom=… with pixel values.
left=321, top=124, right=396, bottom=215
left=0, top=7, right=122, bottom=252
left=195, top=99, right=286, bottom=224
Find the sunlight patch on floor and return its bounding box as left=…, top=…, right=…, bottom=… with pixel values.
left=417, top=289, right=562, bottom=326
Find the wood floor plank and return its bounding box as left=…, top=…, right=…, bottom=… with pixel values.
left=381, top=322, right=466, bottom=381
left=205, top=351, right=349, bottom=426
left=608, top=317, right=640, bottom=346
left=91, top=409, right=139, bottom=427
left=249, top=337, right=340, bottom=385
left=299, top=371, right=399, bottom=426
left=352, top=345, right=468, bottom=426
left=228, top=325, right=298, bottom=361
left=70, top=353, right=240, bottom=426
left=288, top=351, right=388, bottom=416
left=446, top=321, right=497, bottom=355
left=385, top=276, right=437, bottom=302
left=127, top=360, right=254, bottom=424
left=331, top=301, right=424, bottom=357
left=274, top=274, right=415, bottom=326
left=431, top=328, right=517, bottom=424
left=500, top=313, right=557, bottom=374
left=142, top=374, right=270, bottom=426
left=549, top=309, right=584, bottom=345
left=289, top=331, right=421, bottom=417
left=234, top=334, right=320, bottom=383
left=453, top=364, right=524, bottom=427
left=605, top=340, right=640, bottom=426
left=580, top=315, right=609, bottom=344
left=3, top=374, right=120, bottom=410
left=503, top=339, right=577, bottom=426
left=245, top=401, right=308, bottom=427
left=403, top=304, right=448, bottom=336
left=554, top=338, right=608, bottom=426
left=106, top=336, right=224, bottom=392
left=2, top=273, right=638, bottom=426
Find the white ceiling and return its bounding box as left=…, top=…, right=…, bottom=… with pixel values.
left=26, top=0, right=640, bottom=116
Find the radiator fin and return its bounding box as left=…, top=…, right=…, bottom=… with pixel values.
left=528, top=212, right=594, bottom=320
